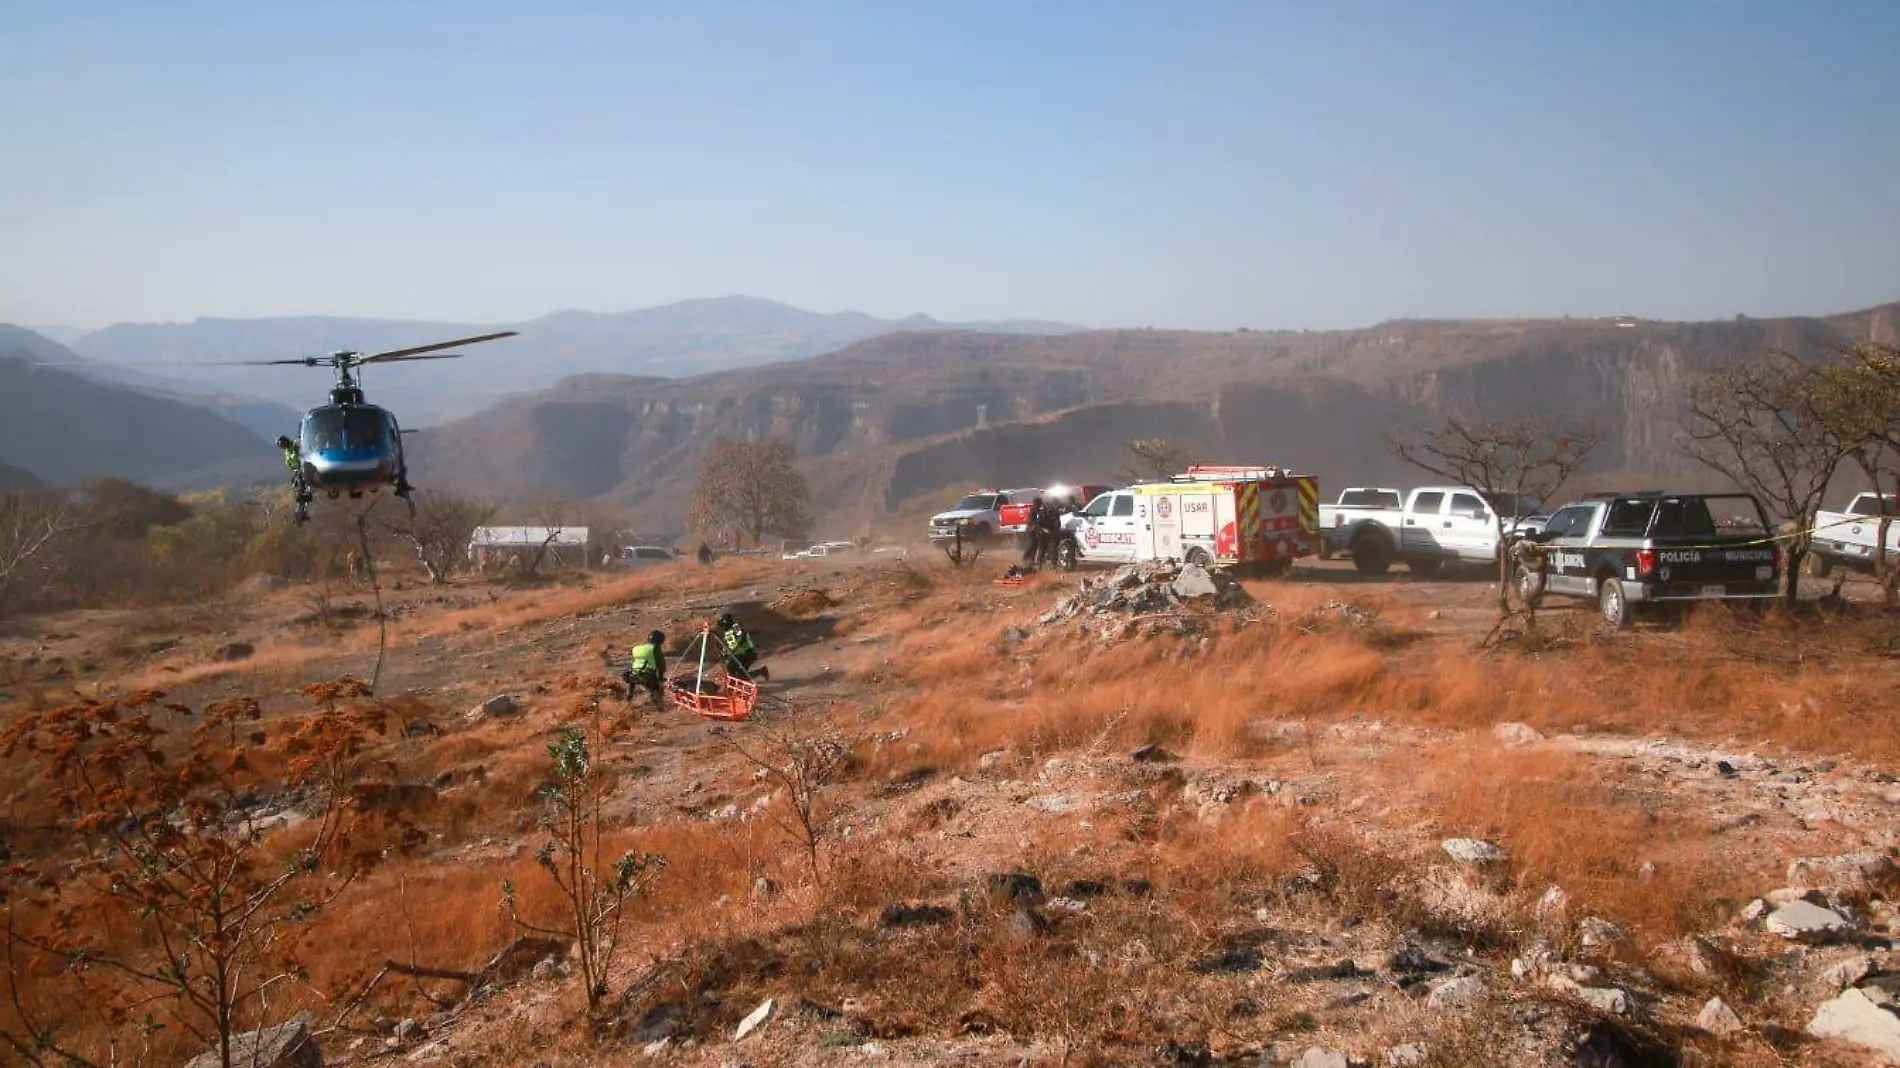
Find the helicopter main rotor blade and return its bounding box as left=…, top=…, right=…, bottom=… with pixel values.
left=43, top=357, right=319, bottom=368
left=358, top=330, right=517, bottom=364
left=354, top=352, right=467, bottom=366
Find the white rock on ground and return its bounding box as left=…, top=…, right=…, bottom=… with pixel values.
left=1574, top=986, right=1629, bottom=1015
left=1441, top=838, right=1506, bottom=864
left=1170, top=564, right=1221, bottom=600
left=1697, top=997, right=1744, bottom=1036
left=1578, top=916, right=1627, bottom=947
left=1823, top=956, right=1876, bottom=992
left=1294, top=1049, right=1351, bottom=1068
left=1492, top=722, right=1545, bottom=746
left=1427, top=976, right=1485, bottom=1008
left=1386, top=1044, right=1427, bottom=1067
left=733, top=998, right=774, bottom=1042
left=1808, top=989, right=1900, bottom=1062
left=1765, top=900, right=1853, bottom=942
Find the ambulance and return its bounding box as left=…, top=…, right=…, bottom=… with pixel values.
left=1054, top=465, right=1321, bottom=573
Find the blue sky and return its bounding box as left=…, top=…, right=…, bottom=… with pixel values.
left=3, top=0, right=1897, bottom=330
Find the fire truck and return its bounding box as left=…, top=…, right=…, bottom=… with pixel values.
left=1055, top=465, right=1321, bottom=573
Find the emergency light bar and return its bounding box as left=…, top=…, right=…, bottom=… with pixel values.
left=1176, top=464, right=1288, bottom=482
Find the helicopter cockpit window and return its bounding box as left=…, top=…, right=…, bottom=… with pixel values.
left=301, top=408, right=391, bottom=453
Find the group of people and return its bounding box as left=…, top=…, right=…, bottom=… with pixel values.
left=1019, top=495, right=1071, bottom=568
left=622, top=612, right=769, bottom=708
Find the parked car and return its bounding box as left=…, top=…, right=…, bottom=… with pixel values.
left=1318, top=487, right=1403, bottom=559
left=927, top=488, right=1041, bottom=544
left=1518, top=491, right=1781, bottom=627
left=613, top=545, right=679, bottom=567
left=1327, top=486, right=1545, bottom=575
left=1810, top=492, right=1899, bottom=577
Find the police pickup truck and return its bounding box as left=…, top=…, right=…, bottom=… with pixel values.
left=1517, top=491, right=1782, bottom=627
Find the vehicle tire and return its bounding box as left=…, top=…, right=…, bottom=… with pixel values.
left=1054, top=540, right=1079, bottom=572
left=1407, top=556, right=1444, bottom=578
left=1599, top=577, right=1633, bottom=629
left=1184, top=546, right=1213, bottom=568
left=1807, top=553, right=1834, bottom=579
left=1515, top=565, right=1546, bottom=606
left=1351, top=534, right=1394, bottom=575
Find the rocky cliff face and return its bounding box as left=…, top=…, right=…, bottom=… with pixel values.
left=407, top=304, right=1899, bottom=535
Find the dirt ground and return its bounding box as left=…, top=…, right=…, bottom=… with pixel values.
left=4, top=551, right=1899, bottom=1067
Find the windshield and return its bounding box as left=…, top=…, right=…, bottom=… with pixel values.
left=301, top=407, right=390, bottom=453
left=951, top=494, right=1000, bottom=512
left=1339, top=489, right=1400, bottom=508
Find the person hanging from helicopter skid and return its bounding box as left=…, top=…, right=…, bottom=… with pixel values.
left=715, top=613, right=769, bottom=682
left=276, top=436, right=313, bottom=523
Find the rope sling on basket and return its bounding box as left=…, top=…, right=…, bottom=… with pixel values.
left=666, top=622, right=760, bottom=721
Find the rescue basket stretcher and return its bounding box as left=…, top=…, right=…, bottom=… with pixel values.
left=665, top=623, right=761, bottom=721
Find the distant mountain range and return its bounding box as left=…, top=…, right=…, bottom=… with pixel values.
left=405, top=301, right=1900, bottom=537
left=66, top=296, right=1084, bottom=426
left=0, top=329, right=275, bottom=490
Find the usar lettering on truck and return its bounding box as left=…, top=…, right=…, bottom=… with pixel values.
left=1054, top=465, right=1320, bottom=575
left=1516, top=490, right=1781, bottom=627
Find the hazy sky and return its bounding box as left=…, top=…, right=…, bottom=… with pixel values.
left=4, top=1, right=1898, bottom=331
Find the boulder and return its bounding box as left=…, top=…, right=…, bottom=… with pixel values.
left=1808, top=988, right=1900, bottom=1061
left=1441, top=838, right=1506, bottom=865
left=1697, top=997, right=1744, bottom=1036
left=1823, top=956, right=1876, bottom=992
left=1765, top=900, right=1854, bottom=942
left=1787, top=853, right=1900, bottom=898
left=1578, top=916, right=1627, bottom=948
left=466, top=694, right=520, bottom=721
left=1492, top=722, right=1545, bottom=746
left=1573, top=986, right=1629, bottom=1015
left=1427, top=976, right=1485, bottom=1008
left=1386, top=1044, right=1426, bottom=1067
left=184, top=1014, right=320, bottom=1068
left=1293, top=1049, right=1350, bottom=1068
left=1171, top=564, right=1221, bottom=601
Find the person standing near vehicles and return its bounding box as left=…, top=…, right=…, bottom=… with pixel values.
left=624, top=629, right=667, bottom=708
left=1036, top=496, right=1065, bottom=566
left=1022, top=497, right=1047, bottom=566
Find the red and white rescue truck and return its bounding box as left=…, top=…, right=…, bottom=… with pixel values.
left=1054, top=465, right=1321, bottom=574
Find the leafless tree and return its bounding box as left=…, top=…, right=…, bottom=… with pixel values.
left=1118, top=437, right=1198, bottom=484
left=1800, top=343, right=1900, bottom=605
left=382, top=492, right=495, bottom=584
left=1682, top=357, right=1848, bottom=606
left=713, top=710, right=852, bottom=887
left=0, top=492, right=77, bottom=612
left=1390, top=417, right=1598, bottom=625
left=690, top=436, right=811, bottom=547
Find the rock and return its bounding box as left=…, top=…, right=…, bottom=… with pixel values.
left=630, top=1002, right=686, bottom=1044
left=1000, top=626, right=1030, bottom=643
left=1427, top=976, right=1485, bottom=1008
left=1441, top=838, right=1506, bottom=865
left=1766, top=886, right=1824, bottom=908
left=401, top=717, right=441, bottom=738
left=879, top=903, right=953, bottom=928
left=1823, top=956, right=1876, bottom=992
left=733, top=997, right=774, bottom=1042
left=1766, top=900, right=1853, bottom=942
left=1740, top=898, right=1769, bottom=922
left=1536, top=885, right=1570, bottom=917
left=466, top=694, right=520, bottom=721
left=1386, top=1044, right=1427, bottom=1067
left=1026, top=794, right=1075, bottom=813
left=1130, top=744, right=1180, bottom=764
left=1171, top=564, right=1221, bottom=601
left=1047, top=896, right=1088, bottom=913
left=1788, top=853, right=1900, bottom=898
left=1492, top=722, right=1545, bottom=746
left=529, top=959, right=558, bottom=982
left=1001, top=908, right=1049, bottom=943
left=1717, top=760, right=1739, bottom=778
left=184, top=1013, right=321, bottom=1068
left=484, top=936, right=570, bottom=981
left=213, top=641, right=257, bottom=662
left=1697, top=997, right=1744, bottom=1036
left=394, top=1018, right=424, bottom=1043
left=1578, top=916, right=1627, bottom=948
left=978, top=749, right=1007, bottom=772
left=1574, top=986, right=1629, bottom=1015
left=642, top=1038, right=670, bottom=1056
left=1293, top=1050, right=1350, bottom=1068
left=1808, top=988, right=1900, bottom=1060
left=986, top=872, right=1043, bottom=903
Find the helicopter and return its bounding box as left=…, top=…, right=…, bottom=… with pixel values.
left=237, top=331, right=518, bottom=523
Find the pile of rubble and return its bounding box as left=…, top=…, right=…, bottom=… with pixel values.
left=1034, top=561, right=1259, bottom=639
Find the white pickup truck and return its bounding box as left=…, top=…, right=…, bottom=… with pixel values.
left=1810, top=492, right=1900, bottom=577
left=1318, top=487, right=1402, bottom=559
left=1329, top=486, right=1547, bottom=575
